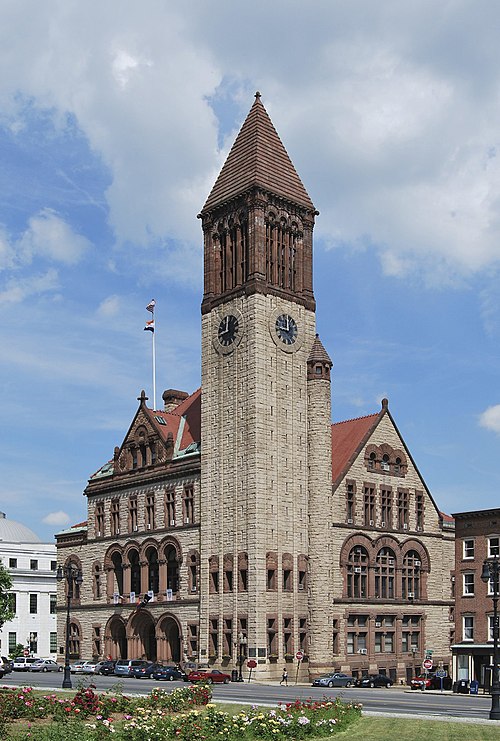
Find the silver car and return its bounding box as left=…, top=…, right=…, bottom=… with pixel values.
left=312, top=672, right=354, bottom=688
left=29, top=659, right=62, bottom=673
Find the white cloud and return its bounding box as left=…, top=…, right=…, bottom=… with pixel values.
left=97, top=295, right=121, bottom=318
left=0, top=268, right=59, bottom=304
left=42, top=510, right=71, bottom=526
left=479, top=404, right=500, bottom=434
left=18, top=209, right=91, bottom=265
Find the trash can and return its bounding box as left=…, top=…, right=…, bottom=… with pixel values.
left=470, top=680, right=479, bottom=695
left=457, top=679, right=469, bottom=694
left=231, top=669, right=239, bottom=682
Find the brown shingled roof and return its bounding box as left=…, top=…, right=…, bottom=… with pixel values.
left=331, top=413, right=380, bottom=483
left=202, top=93, right=315, bottom=213
left=308, top=334, right=333, bottom=366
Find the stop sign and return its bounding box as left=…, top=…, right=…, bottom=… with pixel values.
left=422, top=658, right=433, bottom=670
left=296, top=650, right=304, bottom=661
left=247, top=659, right=257, bottom=669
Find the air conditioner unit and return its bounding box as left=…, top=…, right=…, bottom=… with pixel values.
left=347, top=518, right=353, bottom=524
left=185, top=517, right=190, bottom=524
left=403, top=523, right=408, bottom=530
left=375, top=622, right=382, bottom=628
left=415, top=560, right=421, bottom=567
left=369, top=520, right=374, bottom=526
left=191, top=586, right=197, bottom=592
left=298, top=584, right=304, bottom=590
left=97, top=532, right=101, bottom=537
left=116, top=529, right=120, bottom=535
left=408, top=592, right=415, bottom=599
left=416, top=526, right=422, bottom=531
left=170, top=520, right=176, bottom=526
left=358, top=648, right=367, bottom=654
left=133, top=525, right=138, bottom=532
left=388, top=559, right=394, bottom=566
left=354, top=567, right=362, bottom=573
left=146, top=523, right=151, bottom=530
left=381, top=522, right=386, bottom=528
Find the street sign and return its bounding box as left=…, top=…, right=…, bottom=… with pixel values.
left=247, top=659, right=257, bottom=669
left=422, top=658, right=433, bottom=670
left=296, top=650, right=304, bottom=661
left=435, top=670, right=447, bottom=678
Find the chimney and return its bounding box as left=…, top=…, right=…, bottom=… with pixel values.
left=162, top=389, right=189, bottom=413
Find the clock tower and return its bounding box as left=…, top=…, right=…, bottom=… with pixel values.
left=198, top=93, right=328, bottom=674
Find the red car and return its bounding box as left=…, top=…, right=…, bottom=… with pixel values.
left=410, top=675, right=433, bottom=690
left=185, top=669, right=231, bottom=684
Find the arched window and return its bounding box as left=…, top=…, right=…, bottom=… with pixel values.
left=146, top=546, right=159, bottom=594
left=111, top=552, right=124, bottom=596
left=128, top=549, right=141, bottom=595
left=347, top=546, right=368, bottom=598
left=402, top=550, right=421, bottom=600
left=165, top=545, right=179, bottom=593
left=375, top=548, right=396, bottom=599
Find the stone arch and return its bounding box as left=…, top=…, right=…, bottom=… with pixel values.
left=104, top=615, right=127, bottom=660
left=161, top=537, right=182, bottom=595
left=128, top=610, right=157, bottom=661
left=372, top=535, right=402, bottom=567
left=339, top=533, right=373, bottom=567
left=156, top=613, right=182, bottom=663
left=62, top=555, right=83, bottom=602
left=400, top=539, right=430, bottom=572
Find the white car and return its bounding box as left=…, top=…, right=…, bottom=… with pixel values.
left=12, top=657, right=39, bottom=671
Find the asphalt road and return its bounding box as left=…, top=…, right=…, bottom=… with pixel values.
left=2, top=671, right=496, bottom=721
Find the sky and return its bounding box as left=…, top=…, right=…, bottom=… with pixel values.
left=1, top=0, right=499, bottom=542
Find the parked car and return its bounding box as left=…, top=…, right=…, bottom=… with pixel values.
left=28, top=659, right=62, bottom=673
left=151, top=665, right=186, bottom=682
left=81, top=661, right=99, bottom=674
left=1, top=656, right=13, bottom=674
left=114, top=659, right=150, bottom=677
left=12, top=657, right=39, bottom=671
left=410, top=674, right=452, bottom=690
left=312, top=672, right=354, bottom=688
left=356, top=674, right=393, bottom=688
left=70, top=660, right=92, bottom=674
left=130, top=662, right=164, bottom=679
left=96, top=660, right=117, bottom=675
left=185, top=669, right=231, bottom=684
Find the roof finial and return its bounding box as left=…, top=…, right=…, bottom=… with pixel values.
left=138, top=390, right=148, bottom=405
left=381, top=398, right=389, bottom=410
left=255, top=91, right=261, bottom=100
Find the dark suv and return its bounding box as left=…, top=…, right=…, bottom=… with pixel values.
left=356, top=673, right=393, bottom=688
left=96, top=660, right=117, bottom=676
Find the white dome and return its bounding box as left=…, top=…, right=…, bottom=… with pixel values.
left=0, top=513, right=41, bottom=543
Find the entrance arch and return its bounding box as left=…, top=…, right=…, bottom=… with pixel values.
left=128, top=610, right=157, bottom=661
left=157, top=614, right=181, bottom=663
left=105, top=616, right=127, bottom=660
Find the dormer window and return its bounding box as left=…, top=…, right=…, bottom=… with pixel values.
left=381, top=454, right=390, bottom=472
left=368, top=452, right=376, bottom=470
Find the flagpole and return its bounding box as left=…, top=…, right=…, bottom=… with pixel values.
left=145, top=299, right=157, bottom=410
left=152, top=310, right=156, bottom=411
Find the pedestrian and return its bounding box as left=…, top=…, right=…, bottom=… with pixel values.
left=280, top=667, right=288, bottom=686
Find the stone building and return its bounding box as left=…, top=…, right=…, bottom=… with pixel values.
left=451, top=508, right=500, bottom=687
left=56, top=94, right=454, bottom=681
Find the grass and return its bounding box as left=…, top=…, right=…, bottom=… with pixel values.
left=335, top=716, right=500, bottom=740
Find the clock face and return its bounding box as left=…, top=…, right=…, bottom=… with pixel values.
left=275, top=314, right=298, bottom=345
left=218, top=314, right=239, bottom=346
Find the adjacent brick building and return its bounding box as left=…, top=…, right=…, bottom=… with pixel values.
left=56, top=94, right=454, bottom=682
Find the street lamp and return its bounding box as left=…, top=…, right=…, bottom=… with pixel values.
left=237, top=632, right=247, bottom=682
left=480, top=555, right=500, bottom=720
left=56, top=564, right=83, bottom=689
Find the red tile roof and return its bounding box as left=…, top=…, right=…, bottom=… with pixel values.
left=202, top=93, right=315, bottom=213
left=331, top=413, right=380, bottom=483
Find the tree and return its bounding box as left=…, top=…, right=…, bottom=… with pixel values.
left=9, top=643, right=25, bottom=660
left=0, top=561, right=15, bottom=630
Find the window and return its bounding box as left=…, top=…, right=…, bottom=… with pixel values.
left=381, top=454, right=390, bottom=472
left=92, top=626, right=101, bottom=657
left=374, top=616, right=395, bottom=653
left=332, top=618, right=339, bottom=654
left=380, top=488, right=392, bottom=527
left=488, top=537, right=500, bottom=558
left=9, top=593, right=16, bottom=613
left=187, top=623, right=198, bottom=657
left=30, top=559, right=38, bottom=570
left=402, top=551, right=421, bottom=600
left=267, top=616, right=277, bottom=655
left=145, top=493, right=155, bottom=529
left=375, top=548, right=396, bottom=599
left=8, top=632, right=17, bottom=652
left=95, top=502, right=105, bottom=536
left=300, top=616, right=309, bottom=654
left=29, top=631, right=37, bottom=653
left=347, top=546, right=368, bottom=598
left=488, top=615, right=495, bottom=642
left=298, top=554, right=308, bottom=592
left=189, top=553, right=199, bottom=593
left=29, top=594, right=38, bottom=614
left=165, top=489, right=176, bottom=526
left=209, top=556, right=219, bottom=594
left=346, top=615, right=368, bottom=654
left=363, top=486, right=375, bottom=526
left=93, top=564, right=102, bottom=599
left=415, top=491, right=424, bottom=530
left=223, top=618, right=233, bottom=656
left=110, top=499, right=120, bottom=536
left=463, top=616, right=474, bottom=641
left=266, top=552, right=278, bottom=591
left=282, top=553, right=293, bottom=592
left=223, top=554, right=233, bottom=592
left=463, top=539, right=474, bottom=559
left=51, top=561, right=57, bottom=571
left=182, top=485, right=194, bottom=524
left=463, top=573, right=475, bottom=596
left=346, top=481, right=356, bottom=522
left=9, top=558, right=17, bottom=568
left=283, top=616, right=293, bottom=655
left=128, top=496, right=138, bottom=532
left=50, top=594, right=57, bottom=614
left=238, top=552, right=248, bottom=592
left=397, top=489, right=409, bottom=529
left=69, top=622, right=80, bottom=657
left=209, top=618, right=218, bottom=656
left=402, top=615, right=421, bottom=652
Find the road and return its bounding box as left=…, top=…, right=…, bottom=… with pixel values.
left=2, top=671, right=495, bottom=721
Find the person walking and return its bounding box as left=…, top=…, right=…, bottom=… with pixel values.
left=280, top=667, right=288, bottom=686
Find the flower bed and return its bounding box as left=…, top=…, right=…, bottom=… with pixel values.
left=0, top=684, right=361, bottom=740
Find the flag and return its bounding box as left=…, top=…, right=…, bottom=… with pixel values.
left=144, top=320, right=155, bottom=333
left=146, top=299, right=156, bottom=313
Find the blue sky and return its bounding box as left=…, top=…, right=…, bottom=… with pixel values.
left=1, top=0, right=499, bottom=541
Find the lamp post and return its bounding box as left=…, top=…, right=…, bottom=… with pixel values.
left=56, top=564, right=83, bottom=689
left=237, top=632, right=247, bottom=682
left=480, top=555, right=500, bottom=720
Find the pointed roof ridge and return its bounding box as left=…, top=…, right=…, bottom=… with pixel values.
left=308, top=333, right=333, bottom=366
left=202, top=93, right=315, bottom=213
left=332, top=411, right=380, bottom=428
